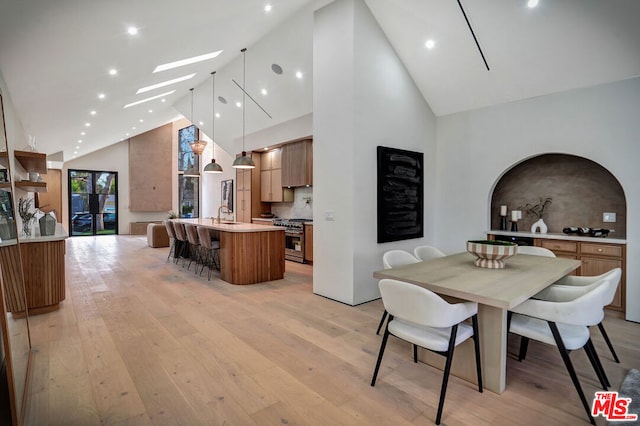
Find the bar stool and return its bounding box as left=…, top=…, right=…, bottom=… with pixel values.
left=172, top=222, right=189, bottom=265
left=197, top=226, right=220, bottom=280
left=184, top=224, right=202, bottom=272
left=164, top=220, right=177, bottom=261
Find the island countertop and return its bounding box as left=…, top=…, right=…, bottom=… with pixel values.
left=173, top=218, right=283, bottom=233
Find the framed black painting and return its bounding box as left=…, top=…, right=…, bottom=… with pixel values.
left=377, top=146, right=424, bottom=243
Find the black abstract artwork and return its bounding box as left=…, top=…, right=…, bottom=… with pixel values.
left=377, top=146, right=424, bottom=243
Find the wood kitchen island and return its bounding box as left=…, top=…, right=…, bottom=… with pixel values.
left=173, top=219, right=285, bottom=285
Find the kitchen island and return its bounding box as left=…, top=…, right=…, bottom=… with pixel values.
left=172, top=219, right=285, bottom=285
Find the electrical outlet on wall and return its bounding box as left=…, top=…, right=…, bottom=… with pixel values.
left=603, top=212, right=616, bottom=223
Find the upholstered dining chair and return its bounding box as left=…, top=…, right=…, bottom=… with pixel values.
left=413, top=245, right=446, bottom=262
left=376, top=250, right=420, bottom=335
left=197, top=226, right=221, bottom=280
left=535, top=267, right=623, bottom=363
left=516, top=245, right=556, bottom=257
left=509, top=279, right=612, bottom=425
left=371, top=279, right=483, bottom=425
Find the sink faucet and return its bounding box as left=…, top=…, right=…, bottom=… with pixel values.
left=217, top=204, right=230, bottom=224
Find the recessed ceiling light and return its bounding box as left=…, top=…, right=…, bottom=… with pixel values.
left=78, top=140, right=83, bottom=143
left=124, top=90, right=176, bottom=108
left=74, top=151, right=78, bottom=155
left=85, top=122, right=91, bottom=127
left=261, top=88, right=268, bottom=96
left=264, top=147, right=269, bottom=150
left=80, top=132, right=85, bottom=136
left=127, top=26, right=138, bottom=35
left=98, top=93, right=105, bottom=99
left=153, top=50, right=223, bottom=73
left=271, top=64, right=283, bottom=75
left=126, top=133, right=130, bottom=136
left=132, top=126, right=137, bottom=130
left=90, top=110, right=97, bottom=115
left=236, top=101, right=242, bottom=108
left=109, top=68, right=118, bottom=76
left=161, top=99, right=166, bottom=103
left=139, top=119, right=144, bottom=123
left=136, top=73, right=196, bottom=94
left=264, top=4, right=272, bottom=12
left=425, top=39, right=435, bottom=49
left=527, top=0, right=539, bottom=8
left=199, top=121, right=204, bottom=126
left=215, top=113, right=220, bottom=118
left=75, top=146, right=79, bottom=150
left=148, top=109, right=153, bottom=113
left=295, top=71, right=303, bottom=79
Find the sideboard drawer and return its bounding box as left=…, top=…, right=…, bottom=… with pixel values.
left=581, top=243, right=622, bottom=257
left=540, top=240, right=578, bottom=253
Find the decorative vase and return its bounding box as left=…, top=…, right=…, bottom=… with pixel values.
left=531, top=218, right=548, bottom=234
left=22, top=219, right=33, bottom=237
left=39, top=212, right=56, bottom=236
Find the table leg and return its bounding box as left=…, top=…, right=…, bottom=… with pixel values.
left=478, top=304, right=507, bottom=394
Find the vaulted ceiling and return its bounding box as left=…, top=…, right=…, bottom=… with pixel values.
left=1, top=0, right=638, bottom=161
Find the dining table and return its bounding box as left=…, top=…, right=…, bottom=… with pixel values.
left=372, top=251, right=581, bottom=394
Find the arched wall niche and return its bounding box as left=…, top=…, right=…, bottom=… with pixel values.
left=490, top=153, right=627, bottom=237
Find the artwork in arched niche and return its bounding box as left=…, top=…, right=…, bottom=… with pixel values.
left=491, top=153, right=626, bottom=237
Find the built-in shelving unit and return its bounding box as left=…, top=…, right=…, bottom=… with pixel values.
left=13, top=150, right=48, bottom=192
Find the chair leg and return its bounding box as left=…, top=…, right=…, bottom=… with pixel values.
left=518, top=337, right=530, bottom=361
left=548, top=321, right=596, bottom=425
left=376, top=310, right=388, bottom=335
left=371, top=315, right=393, bottom=386
left=584, top=338, right=610, bottom=389
left=597, top=322, right=620, bottom=363
left=167, top=239, right=175, bottom=261
left=471, top=314, right=483, bottom=392
left=435, top=324, right=459, bottom=425
left=413, top=344, right=418, bottom=363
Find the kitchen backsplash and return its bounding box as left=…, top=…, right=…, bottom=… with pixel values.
left=271, top=187, right=313, bottom=219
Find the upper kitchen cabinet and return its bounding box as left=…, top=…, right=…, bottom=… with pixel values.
left=260, top=148, right=293, bottom=203
left=282, top=139, right=312, bottom=188
left=236, top=152, right=268, bottom=223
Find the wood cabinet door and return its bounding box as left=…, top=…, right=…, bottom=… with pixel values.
left=581, top=256, right=623, bottom=309
left=282, top=140, right=312, bottom=187
left=270, top=169, right=283, bottom=202
left=304, top=224, right=313, bottom=262
left=237, top=190, right=250, bottom=223
left=260, top=170, right=271, bottom=201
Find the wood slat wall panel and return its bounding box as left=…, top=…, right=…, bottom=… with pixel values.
left=0, top=244, right=27, bottom=312
left=219, top=231, right=284, bottom=285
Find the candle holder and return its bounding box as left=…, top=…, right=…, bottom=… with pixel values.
left=510, top=220, right=518, bottom=232
left=500, top=216, right=507, bottom=231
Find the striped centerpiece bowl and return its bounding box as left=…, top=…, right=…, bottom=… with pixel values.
left=466, top=240, right=518, bottom=269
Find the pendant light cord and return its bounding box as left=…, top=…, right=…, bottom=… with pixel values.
left=190, top=88, right=194, bottom=122
left=241, top=48, right=246, bottom=152
left=211, top=71, right=216, bottom=158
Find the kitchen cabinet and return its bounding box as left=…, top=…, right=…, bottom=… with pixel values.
left=488, top=232, right=626, bottom=313
left=260, top=149, right=293, bottom=203
left=282, top=139, right=312, bottom=187
left=235, top=153, right=268, bottom=223
left=304, top=223, right=313, bottom=263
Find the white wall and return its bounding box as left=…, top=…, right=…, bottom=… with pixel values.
left=313, top=0, right=438, bottom=305
left=435, top=77, right=640, bottom=322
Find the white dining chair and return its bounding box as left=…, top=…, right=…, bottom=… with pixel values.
left=376, top=250, right=420, bottom=335
left=509, top=279, right=612, bottom=425
left=413, top=245, right=446, bottom=262
left=371, top=279, right=482, bottom=425
left=535, top=268, right=623, bottom=363
left=516, top=245, right=556, bottom=257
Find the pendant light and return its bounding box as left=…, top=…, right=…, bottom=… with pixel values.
left=232, top=48, right=256, bottom=169
left=188, top=88, right=207, bottom=157
left=203, top=71, right=223, bottom=173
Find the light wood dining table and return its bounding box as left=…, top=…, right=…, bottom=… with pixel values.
left=373, top=251, right=581, bottom=394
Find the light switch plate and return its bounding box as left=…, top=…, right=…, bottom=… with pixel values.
left=324, top=210, right=335, bottom=221
left=603, top=212, right=616, bottom=223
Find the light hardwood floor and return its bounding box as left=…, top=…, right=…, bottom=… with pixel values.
left=23, top=236, right=640, bottom=425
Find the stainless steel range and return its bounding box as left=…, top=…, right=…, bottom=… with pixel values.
left=274, top=218, right=310, bottom=263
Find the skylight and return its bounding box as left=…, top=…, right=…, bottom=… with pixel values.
left=124, top=90, right=176, bottom=108
left=153, top=50, right=223, bottom=73
left=136, top=74, right=196, bottom=94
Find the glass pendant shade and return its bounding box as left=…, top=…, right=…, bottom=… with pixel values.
left=203, top=158, right=223, bottom=173
left=188, top=88, right=207, bottom=155
left=232, top=151, right=255, bottom=169
left=189, top=139, right=207, bottom=156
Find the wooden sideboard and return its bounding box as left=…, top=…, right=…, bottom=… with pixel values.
left=488, top=232, right=626, bottom=313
